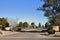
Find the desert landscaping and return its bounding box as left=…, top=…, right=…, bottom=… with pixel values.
left=0, top=0, right=60, bottom=40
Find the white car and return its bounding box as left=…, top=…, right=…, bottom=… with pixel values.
left=5, top=27, right=11, bottom=31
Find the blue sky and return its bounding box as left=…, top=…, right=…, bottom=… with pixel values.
left=0, top=0, right=48, bottom=25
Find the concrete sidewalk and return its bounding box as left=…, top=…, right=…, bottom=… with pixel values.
left=0, top=31, right=19, bottom=37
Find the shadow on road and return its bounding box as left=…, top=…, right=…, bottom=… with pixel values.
left=40, top=34, right=49, bottom=36
left=17, top=30, right=47, bottom=33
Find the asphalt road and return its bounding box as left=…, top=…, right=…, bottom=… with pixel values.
left=0, top=32, right=60, bottom=40
left=1, top=38, right=60, bottom=40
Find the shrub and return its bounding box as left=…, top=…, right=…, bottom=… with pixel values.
left=1, top=27, right=5, bottom=30
left=48, top=30, right=55, bottom=34
left=14, top=27, right=21, bottom=31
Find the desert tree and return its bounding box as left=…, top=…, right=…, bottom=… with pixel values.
left=37, top=0, right=60, bottom=26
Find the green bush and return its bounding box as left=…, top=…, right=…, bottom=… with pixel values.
left=48, top=30, right=55, bottom=34
left=13, top=27, right=21, bottom=31
left=1, top=27, right=5, bottom=30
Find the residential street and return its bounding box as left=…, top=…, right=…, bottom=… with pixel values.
left=0, top=32, right=60, bottom=40
left=1, top=38, right=60, bottom=40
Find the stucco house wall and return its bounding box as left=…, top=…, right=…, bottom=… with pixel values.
left=52, top=26, right=59, bottom=31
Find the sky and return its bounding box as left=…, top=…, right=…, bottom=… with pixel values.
left=0, top=0, right=48, bottom=26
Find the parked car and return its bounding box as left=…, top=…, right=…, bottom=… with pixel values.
left=41, top=27, right=52, bottom=32
left=41, top=29, right=48, bottom=32
left=5, top=27, right=11, bottom=31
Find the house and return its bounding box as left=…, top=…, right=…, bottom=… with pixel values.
left=52, top=26, right=59, bottom=32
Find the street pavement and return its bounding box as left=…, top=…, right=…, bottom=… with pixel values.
left=1, top=38, right=60, bottom=40
left=0, top=32, right=60, bottom=40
